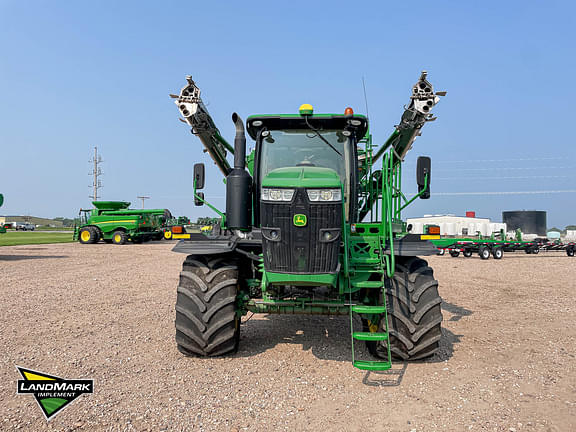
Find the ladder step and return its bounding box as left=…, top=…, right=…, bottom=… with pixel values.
left=350, top=258, right=380, bottom=264
left=353, top=360, right=392, bottom=371
left=351, top=281, right=382, bottom=288
left=351, top=305, right=387, bottom=314
left=352, top=331, right=388, bottom=341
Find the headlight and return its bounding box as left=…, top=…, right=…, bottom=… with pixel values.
left=261, top=188, right=295, bottom=202
left=306, top=188, right=342, bottom=202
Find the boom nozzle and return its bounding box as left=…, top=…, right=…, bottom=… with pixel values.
left=171, top=76, right=234, bottom=176
left=411, top=70, right=445, bottom=116
left=372, top=71, right=446, bottom=164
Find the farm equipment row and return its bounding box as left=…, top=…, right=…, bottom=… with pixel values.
left=433, top=237, right=575, bottom=258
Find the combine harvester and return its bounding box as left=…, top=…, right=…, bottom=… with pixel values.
left=74, top=201, right=166, bottom=244
left=169, top=72, right=446, bottom=370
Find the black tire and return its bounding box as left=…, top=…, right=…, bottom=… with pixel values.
left=463, top=249, right=473, bottom=258
left=111, top=231, right=128, bottom=245
left=566, top=247, right=574, bottom=257
left=175, top=255, right=240, bottom=357
left=479, top=246, right=491, bottom=260
left=369, top=257, right=443, bottom=361
left=437, top=249, right=445, bottom=256
left=532, top=247, right=539, bottom=254
left=492, top=247, right=503, bottom=260
left=78, top=227, right=98, bottom=244
left=449, top=250, right=460, bottom=258
left=525, top=248, right=532, bottom=254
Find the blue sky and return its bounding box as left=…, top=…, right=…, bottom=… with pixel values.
left=1, top=1, right=575, bottom=228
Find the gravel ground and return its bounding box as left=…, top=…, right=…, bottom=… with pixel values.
left=1, top=242, right=575, bottom=431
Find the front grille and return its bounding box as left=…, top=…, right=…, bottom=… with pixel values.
left=260, top=188, right=341, bottom=273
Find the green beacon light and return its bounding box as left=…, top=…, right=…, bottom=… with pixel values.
left=299, top=103, right=313, bottom=116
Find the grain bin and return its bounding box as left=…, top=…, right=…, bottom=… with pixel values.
left=502, top=211, right=547, bottom=236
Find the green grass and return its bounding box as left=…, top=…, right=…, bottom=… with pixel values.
left=0, top=231, right=74, bottom=246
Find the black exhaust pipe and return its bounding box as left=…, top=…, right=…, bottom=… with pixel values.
left=232, top=112, right=246, bottom=169
left=226, top=113, right=252, bottom=230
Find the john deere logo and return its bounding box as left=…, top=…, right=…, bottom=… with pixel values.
left=293, top=214, right=307, bottom=227
left=16, top=366, right=94, bottom=421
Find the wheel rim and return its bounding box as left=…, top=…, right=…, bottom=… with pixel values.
left=164, top=231, right=172, bottom=239
left=81, top=231, right=91, bottom=242
left=114, top=234, right=121, bottom=243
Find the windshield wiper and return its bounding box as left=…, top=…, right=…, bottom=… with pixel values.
left=304, top=117, right=342, bottom=156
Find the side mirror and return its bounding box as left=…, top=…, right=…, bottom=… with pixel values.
left=416, top=156, right=431, bottom=199
left=193, top=163, right=205, bottom=189
left=194, top=192, right=205, bottom=206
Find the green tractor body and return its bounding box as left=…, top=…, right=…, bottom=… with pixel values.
left=73, top=201, right=167, bottom=244
left=172, top=73, right=446, bottom=369
left=0, top=193, right=5, bottom=233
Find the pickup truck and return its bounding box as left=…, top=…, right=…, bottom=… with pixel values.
left=14, top=222, right=35, bottom=231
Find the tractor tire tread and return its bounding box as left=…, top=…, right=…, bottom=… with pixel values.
left=175, top=255, right=239, bottom=357
left=374, top=257, right=443, bottom=361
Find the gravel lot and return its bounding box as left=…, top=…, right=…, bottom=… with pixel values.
left=1, top=242, right=575, bottom=431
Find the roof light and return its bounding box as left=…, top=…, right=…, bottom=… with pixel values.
left=299, top=103, right=313, bottom=116
left=344, top=107, right=354, bottom=116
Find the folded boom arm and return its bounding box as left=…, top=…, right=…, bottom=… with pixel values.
left=171, top=76, right=234, bottom=176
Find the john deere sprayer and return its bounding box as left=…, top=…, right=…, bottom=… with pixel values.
left=171, top=72, right=445, bottom=370
left=0, top=193, right=5, bottom=233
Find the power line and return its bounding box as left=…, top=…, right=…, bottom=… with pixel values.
left=435, top=166, right=573, bottom=172
left=436, top=175, right=570, bottom=180
left=88, top=146, right=103, bottom=203
left=432, top=190, right=576, bottom=196
left=404, top=157, right=567, bottom=165
left=433, top=157, right=565, bottom=164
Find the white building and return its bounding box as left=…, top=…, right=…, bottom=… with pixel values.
left=406, top=214, right=506, bottom=237
left=565, top=230, right=576, bottom=241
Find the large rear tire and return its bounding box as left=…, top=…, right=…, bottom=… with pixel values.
left=111, top=231, right=127, bottom=245
left=175, top=255, right=240, bottom=357
left=78, top=227, right=99, bottom=244
left=370, top=257, right=443, bottom=361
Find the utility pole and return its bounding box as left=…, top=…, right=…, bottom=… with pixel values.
left=89, top=146, right=103, bottom=203
left=137, top=196, right=150, bottom=208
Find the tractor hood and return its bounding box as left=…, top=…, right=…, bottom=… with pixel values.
left=261, top=167, right=341, bottom=189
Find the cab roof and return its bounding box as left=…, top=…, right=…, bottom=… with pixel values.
left=246, top=114, right=369, bottom=141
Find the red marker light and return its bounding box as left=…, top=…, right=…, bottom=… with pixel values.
left=344, top=107, right=354, bottom=116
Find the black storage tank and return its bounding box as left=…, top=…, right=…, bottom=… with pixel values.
left=502, top=210, right=547, bottom=235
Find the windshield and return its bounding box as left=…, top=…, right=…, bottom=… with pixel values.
left=259, top=129, right=350, bottom=184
